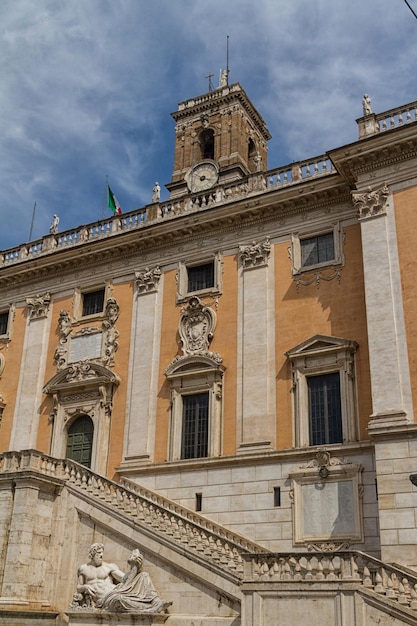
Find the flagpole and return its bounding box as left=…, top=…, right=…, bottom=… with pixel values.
left=28, top=201, right=37, bottom=241
left=102, top=176, right=108, bottom=221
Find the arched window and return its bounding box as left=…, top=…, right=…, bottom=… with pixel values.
left=66, top=415, right=94, bottom=467
left=248, top=138, right=258, bottom=173
left=199, top=129, right=215, bottom=160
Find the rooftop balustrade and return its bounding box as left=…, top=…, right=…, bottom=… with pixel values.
left=0, top=154, right=334, bottom=269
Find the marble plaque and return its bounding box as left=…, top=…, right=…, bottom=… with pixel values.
left=69, top=332, right=102, bottom=362
left=301, top=480, right=356, bottom=538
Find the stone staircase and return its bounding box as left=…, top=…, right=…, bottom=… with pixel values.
left=2, top=449, right=417, bottom=625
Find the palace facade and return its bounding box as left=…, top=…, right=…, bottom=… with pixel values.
left=1, top=83, right=417, bottom=625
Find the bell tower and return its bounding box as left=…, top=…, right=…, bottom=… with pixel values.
left=167, top=82, right=271, bottom=199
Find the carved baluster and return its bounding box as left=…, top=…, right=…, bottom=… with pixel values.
left=170, top=517, right=180, bottom=540
left=386, top=575, right=396, bottom=598
left=195, top=525, right=206, bottom=547
left=219, top=544, right=228, bottom=565
left=147, top=502, right=156, bottom=522
left=294, top=557, right=303, bottom=580
left=390, top=116, right=395, bottom=129
left=177, top=520, right=188, bottom=544
left=398, top=579, right=409, bottom=605
left=362, top=566, right=373, bottom=588
left=234, top=551, right=244, bottom=574
left=374, top=570, right=384, bottom=593
left=399, top=113, right=404, bottom=125
left=212, top=539, right=222, bottom=563
left=283, top=560, right=291, bottom=580
left=104, top=483, right=113, bottom=503
left=69, top=465, right=76, bottom=483
left=272, top=559, right=280, bottom=578
left=195, top=531, right=205, bottom=553
left=227, top=546, right=237, bottom=570
left=206, top=535, right=216, bottom=558
left=316, top=558, right=325, bottom=580
left=74, top=468, right=82, bottom=486
left=410, top=584, right=417, bottom=610
left=403, top=578, right=412, bottom=603
left=351, top=556, right=361, bottom=580
left=327, top=558, right=337, bottom=581
left=305, top=558, right=313, bottom=580
left=261, top=559, right=269, bottom=577
left=86, top=473, right=94, bottom=492
left=126, top=493, right=135, bottom=515
left=162, top=511, right=172, bottom=535
left=80, top=471, right=88, bottom=489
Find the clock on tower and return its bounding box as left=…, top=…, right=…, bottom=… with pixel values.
left=167, top=82, right=271, bottom=199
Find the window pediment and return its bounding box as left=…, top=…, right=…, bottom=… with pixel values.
left=286, top=334, right=358, bottom=360
left=165, top=354, right=225, bottom=379
left=43, top=361, right=120, bottom=394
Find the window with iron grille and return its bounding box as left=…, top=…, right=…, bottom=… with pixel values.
left=82, top=289, right=105, bottom=317
left=187, top=262, right=214, bottom=293
left=181, top=392, right=209, bottom=459
left=301, top=232, right=335, bottom=267
left=0, top=311, right=9, bottom=336
left=308, top=373, right=342, bottom=445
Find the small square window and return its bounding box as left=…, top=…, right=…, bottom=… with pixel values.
left=82, top=290, right=105, bottom=317
left=290, top=225, right=343, bottom=276
left=301, top=233, right=335, bottom=267
left=176, top=254, right=222, bottom=302
left=187, top=262, right=214, bottom=293
left=0, top=311, right=9, bottom=336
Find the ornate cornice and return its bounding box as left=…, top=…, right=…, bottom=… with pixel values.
left=352, top=183, right=389, bottom=220
left=0, top=177, right=350, bottom=291
left=329, top=123, right=417, bottom=185
left=26, top=292, right=51, bottom=320
left=135, top=266, right=161, bottom=294
left=239, top=238, right=271, bottom=269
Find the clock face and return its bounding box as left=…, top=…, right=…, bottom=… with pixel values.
left=187, top=161, right=218, bottom=193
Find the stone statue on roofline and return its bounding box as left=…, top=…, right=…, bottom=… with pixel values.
left=49, top=214, right=60, bottom=235
left=152, top=181, right=161, bottom=203
left=362, top=94, right=373, bottom=116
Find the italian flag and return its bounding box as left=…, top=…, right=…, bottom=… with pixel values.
left=108, top=185, right=122, bottom=215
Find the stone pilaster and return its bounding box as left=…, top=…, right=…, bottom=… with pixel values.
left=354, top=186, right=413, bottom=425
left=121, top=269, right=163, bottom=465
left=237, top=239, right=275, bottom=452
left=10, top=295, right=52, bottom=450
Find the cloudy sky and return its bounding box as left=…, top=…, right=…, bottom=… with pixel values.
left=1, top=0, right=417, bottom=250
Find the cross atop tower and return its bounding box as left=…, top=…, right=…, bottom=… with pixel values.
left=205, top=72, right=214, bottom=92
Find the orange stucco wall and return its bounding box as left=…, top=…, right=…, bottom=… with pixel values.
left=275, top=223, right=372, bottom=448
left=1, top=220, right=373, bottom=472
left=154, top=255, right=239, bottom=462
left=0, top=306, right=27, bottom=451
left=153, top=224, right=372, bottom=461
left=394, top=185, right=417, bottom=421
